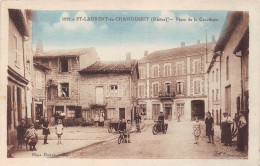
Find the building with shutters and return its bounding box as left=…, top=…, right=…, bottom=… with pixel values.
left=7, top=9, right=33, bottom=150
left=137, top=41, right=216, bottom=121
left=78, top=53, right=139, bottom=122
left=33, top=47, right=99, bottom=124
left=207, top=11, right=249, bottom=125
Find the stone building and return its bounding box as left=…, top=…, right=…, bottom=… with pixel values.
left=78, top=53, right=139, bottom=122
left=32, top=62, right=50, bottom=124
left=208, top=11, right=249, bottom=122
left=137, top=41, right=215, bottom=121
left=33, top=48, right=99, bottom=124
left=7, top=9, right=33, bottom=149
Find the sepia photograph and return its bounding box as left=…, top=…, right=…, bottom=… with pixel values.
left=0, top=0, right=259, bottom=165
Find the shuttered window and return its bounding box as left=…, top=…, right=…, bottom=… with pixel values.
left=194, top=80, right=200, bottom=94
left=176, top=82, right=184, bottom=94
left=153, top=83, right=159, bottom=96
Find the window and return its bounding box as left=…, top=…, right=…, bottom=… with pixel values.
left=226, top=56, right=229, bottom=80
left=106, top=84, right=123, bottom=97
left=152, top=83, right=159, bottom=96
left=216, top=69, right=219, bottom=82
left=194, top=80, right=201, bottom=94
left=14, top=36, right=20, bottom=67
left=58, top=58, right=72, bottom=72
left=152, top=104, right=160, bottom=116
left=139, top=68, right=145, bottom=79
left=165, top=83, right=171, bottom=94
left=176, top=103, right=185, bottom=115
left=36, top=71, right=42, bottom=89
left=193, top=59, right=201, bottom=73
left=55, top=106, right=64, bottom=115
left=138, top=84, right=145, bottom=98
left=212, top=71, right=214, bottom=82
left=151, top=65, right=159, bottom=78
left=110, top=85, right=118, bottom=96
left=58, top=83, right=69, bottom=97
left=216, top=89, right=219, bottom=101
left=66, top=106, right=75, bottom=118
left=212, top=90, right=214, bottom=102
left=177, top=63, right=183, bottom=75
left=176, top=82, right=184, bottom=94
left=107, top=108, right=117, bottom=119
left=164, top=64, right=171, bottom=76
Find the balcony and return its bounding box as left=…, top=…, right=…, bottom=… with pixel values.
left=158, top=91, right=175, bottom=101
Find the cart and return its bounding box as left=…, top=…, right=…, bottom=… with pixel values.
left=108, top=119, right=120, bottom=133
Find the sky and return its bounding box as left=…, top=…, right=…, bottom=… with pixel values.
left=32, top=10, right=228, bottom=61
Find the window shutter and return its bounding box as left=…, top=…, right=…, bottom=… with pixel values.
left=118, top=84, right=123, bottom=97
left=58, top=58, right=61, bottom=72
left=58, top=83, right=61, bottom=97
left=68, top=59, right=72, bottom=72
left=151, top=67, right=154, bottom=77
left=106, top=84, right=110, bottom=97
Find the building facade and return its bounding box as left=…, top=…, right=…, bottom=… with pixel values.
left=78, top=54, right=139, bottom=122
left=208, top=11, right=249, bottom=122
left=33, top=48, right=99, bottom=124
left=137, top=42, right=215, bottom=121
left=7, top=9, right=33, bottom=149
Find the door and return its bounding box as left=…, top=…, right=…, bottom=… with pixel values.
left=164, top=104, right=172, bottom=120
left=119, top=108, right=125, bottom=120
left=96, top=86, right=104, bottom=105
left=35, top=104, right=43, bottom=122
left=225, top=85, right=231, bottom=115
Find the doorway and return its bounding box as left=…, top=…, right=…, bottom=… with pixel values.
left=191, top=100, right=205, bottom=120
left=164, top=104, right=172, bottom=120
left=119, top=108, right=125, bottom=120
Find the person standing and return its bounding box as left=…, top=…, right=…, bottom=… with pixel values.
left=135, top=113, right=141, bottom=132
left=42, top=117, right=50, bottom=145
left=126, top=120, right=132, bottom=143
left=24, top=124, right=38, bottom=151
left=193, top=116, right=201, bottom=145
left=16, top=119, right=26, bottom=150
left=237, top=111, right=247, bottom=151
left=158, top=111, right=165, bottom=132
left=221, top=113, right=233, bottom=146
left=99, top=111, right=105, bottom=127
left=177, top=111, right=181, bottom=122
left=205, top=112, right=214, bottom=144
left=55, top=119, right=64, bottom=144
left=94, top=112, right=100, bottom=127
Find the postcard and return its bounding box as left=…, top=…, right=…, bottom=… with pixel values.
left=0, top=0, right=259, bottom=166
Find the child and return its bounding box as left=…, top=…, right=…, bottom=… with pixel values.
left=193, top=116, right=201, bottom=145
left=24, top=124, right=38, bottom=151
left=126, top=120, right=132, bottom=143
left=55, top=119, right=64, bottom=144
left=16, top=119, right=26, bottom=150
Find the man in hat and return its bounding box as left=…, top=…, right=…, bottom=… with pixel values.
left=237, top=111, right=247, bottom=151
left=221, top=112, right=233, bottom=146
left=158, top=111, right=165, bottom=132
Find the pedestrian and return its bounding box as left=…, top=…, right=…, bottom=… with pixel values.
left=205, top=112, right=214, bottom=144
left=118, top=119, right=127, bottom=142
left=221, top=113, right=233, bottom=146
left=237, top=111, right=247, bottom=151
left=126, top=120, right=132, bottom=143
left=42, top=117, right=50, bottom=144
left=99, top=111, right=104, bottom=127
left=24, top=123, right=38, bottom=151
left=55, top=119, right=64, bottom=144
left=193, top=116, right=201, bottom=145
left=135, top=113, right=141, bottom=132
left=16, top=119, right=27, bottom=150
left=94, top=112, right=100, bottom=127
left=177, top=111, right=181, bottom=122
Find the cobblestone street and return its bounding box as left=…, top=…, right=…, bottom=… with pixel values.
left=64, top=120, right=247, bottom=159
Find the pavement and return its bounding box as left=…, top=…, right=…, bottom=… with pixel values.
left=11, top=121, right=147, bottom=158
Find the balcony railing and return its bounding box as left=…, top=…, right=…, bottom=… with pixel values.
left=158, top=91, right=175, bottom=100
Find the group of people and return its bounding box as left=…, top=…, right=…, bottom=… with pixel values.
left=16, top=117, right=64, bottom=151
left=192, top=111, right=248, bottom=152
left=94, top=112, right=105, bottom=127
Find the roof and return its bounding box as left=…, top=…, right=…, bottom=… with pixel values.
left=9, top=9, right=31, bottom=37
left=214, top=11, right=243, bottom=52
left=33, top=63, right=51, bottom=71
left=34, top=47, right=97, bottom=59
left=79, top=60, right=138, bottom=74
left=139, top=42, right=216, bottom=63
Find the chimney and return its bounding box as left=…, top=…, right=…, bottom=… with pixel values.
left=181, top=42, right=185, bottom=47
left=144, top=50, right=148, bottom=57
left=212, top=35, right=216, bottom=43
left=197, top=40, right=200, bottom=44
left=35, top=40, right=43, bottom=56
left=126, top=52, right=131, bottom=68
